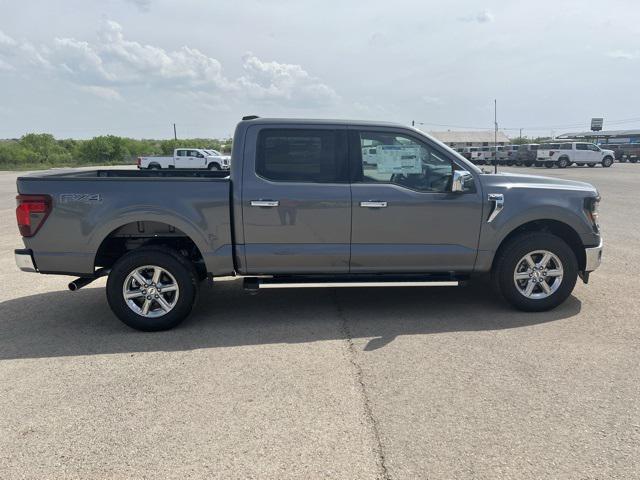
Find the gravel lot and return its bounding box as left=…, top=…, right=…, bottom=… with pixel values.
left=1, top=164, right=639, bottom=479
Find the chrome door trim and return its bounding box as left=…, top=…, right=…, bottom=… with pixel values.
left=250, top=200, right=280, bottom=207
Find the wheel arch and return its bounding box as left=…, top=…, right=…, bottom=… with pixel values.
left=93, top=218, right=207, bottom=276
left=491, top=219, right=586, bottom=272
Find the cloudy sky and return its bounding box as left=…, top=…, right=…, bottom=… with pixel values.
left=1, top=0, right=639, bottom=139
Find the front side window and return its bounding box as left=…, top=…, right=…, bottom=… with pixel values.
left=588, top=144, right=600, bottom=151
left=256, top=129, right=344, bottom=183
left=356, top=131, right=453, bottom=193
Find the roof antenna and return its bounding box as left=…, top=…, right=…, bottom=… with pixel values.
left=494, top=99, right=498, bottom=174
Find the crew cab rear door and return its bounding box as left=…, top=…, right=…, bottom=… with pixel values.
left=348, top=127, right=483, bottom=273
left=240, top=124, right=351, bottom=274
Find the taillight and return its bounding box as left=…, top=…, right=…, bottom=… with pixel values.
left=16, top=194, right=52, bottom=237
left=136, top=157, right=141, bottom=167
left=549, top=151, right=555, bottom=157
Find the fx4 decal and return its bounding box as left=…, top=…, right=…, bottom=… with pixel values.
left=59, top=193, right=103, bottom=204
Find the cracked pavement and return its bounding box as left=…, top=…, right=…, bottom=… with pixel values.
left=1, top=165, right=639, bottom=479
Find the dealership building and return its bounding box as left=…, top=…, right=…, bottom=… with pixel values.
left=427, top=130, right=511, bottom=149
left=557, top=129, right=640, bottom=144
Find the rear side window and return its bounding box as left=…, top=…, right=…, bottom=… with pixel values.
left=560, top=144, right=573, bottom=150
left=576, top=144, right=588, bottom=150
left=256, top=129, right=346, bottom=183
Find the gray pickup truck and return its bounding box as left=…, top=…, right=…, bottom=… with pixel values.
left=14, top=117, right=603, bottom=331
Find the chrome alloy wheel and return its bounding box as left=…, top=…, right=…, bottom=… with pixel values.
left=513, top=250, right=564, bottom=299
left=122, top=265, right=179, bottom=318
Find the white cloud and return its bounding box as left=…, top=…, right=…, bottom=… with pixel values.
left=31, top=20, right=337, bottom=107
left=607, top=50, right=639, bottom=60
left=0, top=29, right=17, bottom=47
left=237, top=53, right=339, bottom=106
left=422, top=95, right=443, bottom=106
left=80, top=85, right=123, bottom=101
left=459, top=10, right=494, bottom=23
left=0, top=58, right=15, bottom=71
left=124, top=0, right=151, bottom=12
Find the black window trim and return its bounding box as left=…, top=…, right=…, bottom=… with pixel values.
left=254, top=127, right=350, bottom=184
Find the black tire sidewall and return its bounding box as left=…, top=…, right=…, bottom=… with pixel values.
left=106, top=248, right=198, bottom=331
left=494, top=233, right=578, bottom=312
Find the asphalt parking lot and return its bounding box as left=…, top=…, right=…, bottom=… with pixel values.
left=1, top=164, right=639, bottom=479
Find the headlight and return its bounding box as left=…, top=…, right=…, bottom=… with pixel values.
left=584, top=196, right=600, bottom=232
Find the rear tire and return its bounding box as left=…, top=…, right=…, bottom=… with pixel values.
left=630, top=158, right=638, bottom=164
left=106, top=247, right=198, bottom=331
left=148, top=163, right=161, bottom=170
left=493, top=232, right=578, bottom=312
left=557, top=157, right=569, bottom=168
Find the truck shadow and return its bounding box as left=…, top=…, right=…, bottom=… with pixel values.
left=0, top=281, right=581, bottom=361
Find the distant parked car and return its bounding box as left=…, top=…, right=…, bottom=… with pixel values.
left=460, top=146, right=483, bottom=163
left=603, top=143, right=640, bottom=163
left=536, top=142, right=615, bottom=168
left=503, top=145, right=519, bottom=166
left=516, top=144, right=539, bottom=166
left=138, top=148, right=231, bottom=170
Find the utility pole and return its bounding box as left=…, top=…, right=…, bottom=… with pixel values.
left=494, top=99, right=498, bottom=174
left=411, top=120, right=415, bottom=126
left=173, top=123, right=177, bottom=141
left=519, top=128, right=523, bottom=142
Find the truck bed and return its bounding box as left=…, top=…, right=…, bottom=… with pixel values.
left=17, top=168, right=234, bottom=276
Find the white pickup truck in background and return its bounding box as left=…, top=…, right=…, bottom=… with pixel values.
left=536, top=142, right=615, bottom=168
left=137, top=148, right=231, bottom=170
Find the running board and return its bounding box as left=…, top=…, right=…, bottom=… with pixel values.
left=244, top=276, right=460, bottom=291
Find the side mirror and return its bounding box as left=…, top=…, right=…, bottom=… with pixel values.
left=451, top=170, right=473, bottom=193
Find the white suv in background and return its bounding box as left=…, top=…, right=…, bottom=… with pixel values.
left=536, top=142, right=615, bottom=168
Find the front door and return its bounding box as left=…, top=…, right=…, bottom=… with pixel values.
left=175, top=149, right=206, bottom=168
left=241, top=126, right=351, bottom=274
left=349, top=128, right=483, bottom=273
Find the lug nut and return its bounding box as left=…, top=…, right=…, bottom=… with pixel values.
left=146, top=296, right=151, bottom=300
left=155, top=294, right=159, bottom=298
left=142, top=290, right=147, bottom=295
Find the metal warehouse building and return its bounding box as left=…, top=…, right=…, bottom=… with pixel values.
left=427, top=130, right=511, bottom=149
left=557, top=129, right=640, bottom=144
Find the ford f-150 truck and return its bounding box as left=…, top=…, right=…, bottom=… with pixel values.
left=14, top=117, right=603, bottom=331
left=536, top=142, right=615, bottom=168
left=138, top=148, right=230, bottom=170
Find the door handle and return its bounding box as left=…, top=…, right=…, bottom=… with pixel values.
left=360, top=201, right=388, bottom=208
left=251, top=200, right=279, bottom=207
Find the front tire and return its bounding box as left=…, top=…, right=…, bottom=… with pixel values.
left=602, top=156, right=613, bottom=168
left=493, top=233, right=578, bottom=312
left=208, top=163, right=221, bottom=171
left=106, top=247, right=198, bottom=331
